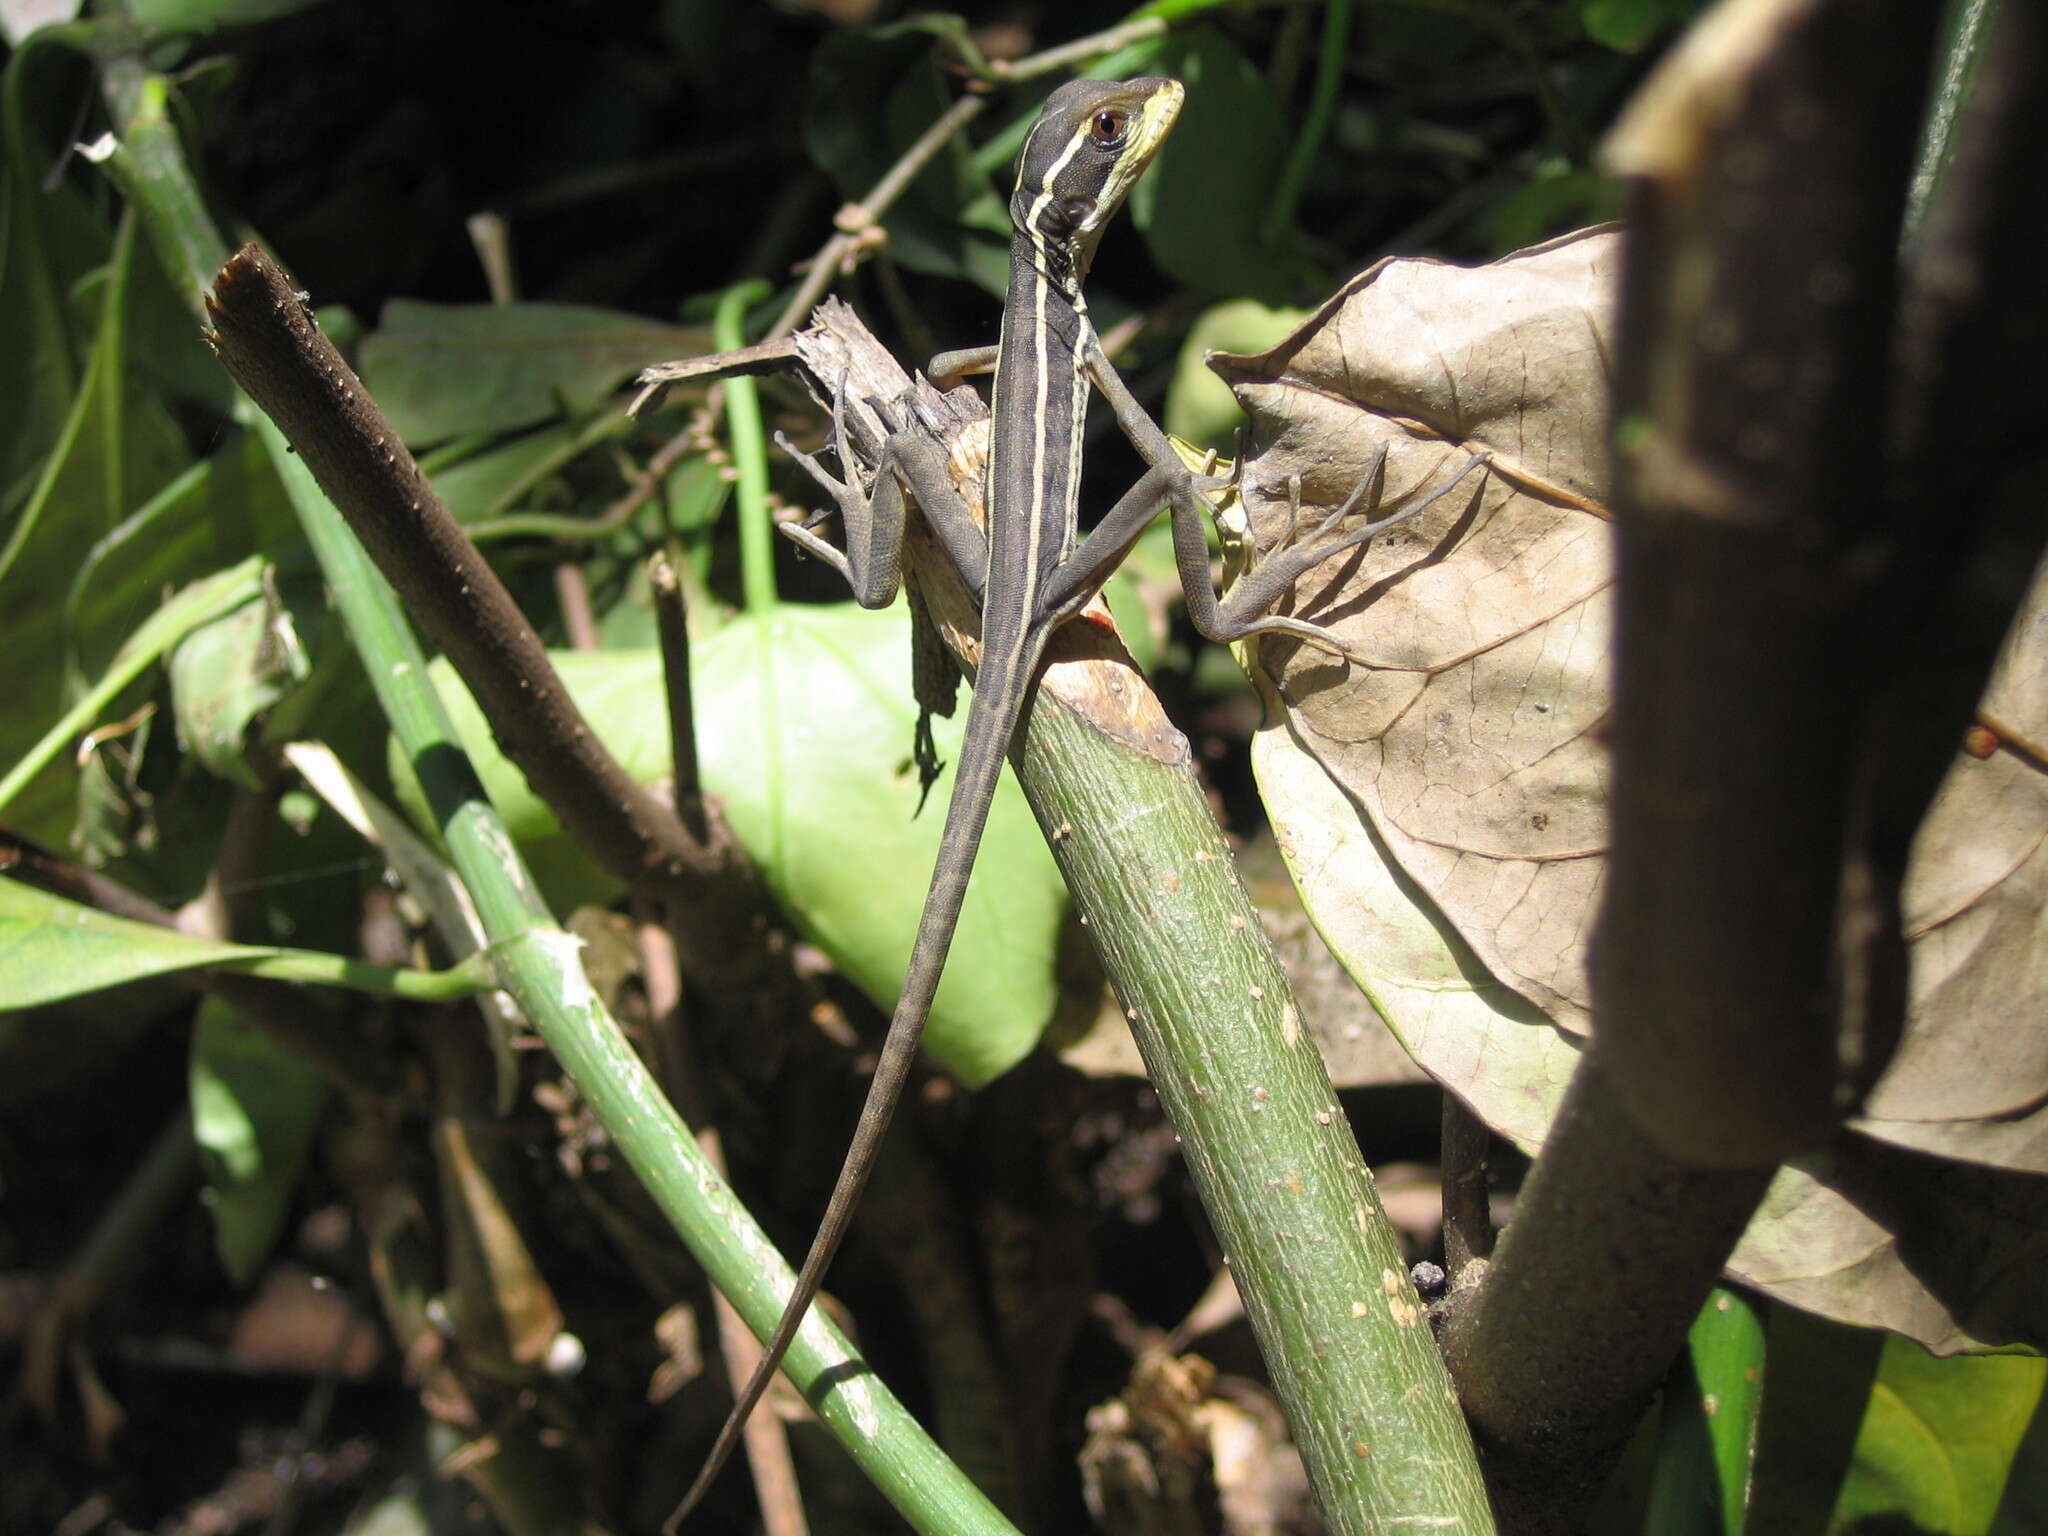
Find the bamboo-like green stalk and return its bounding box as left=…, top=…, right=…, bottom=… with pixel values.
left=1021, top=693, right=1494, bottom=1531
left=85, top=45, right=1016, bottom=1536
left=715, top=279, right=779, bottom=615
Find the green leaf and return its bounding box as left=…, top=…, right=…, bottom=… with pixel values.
left=0, top=34, right=109, bottom=513
left=0, top=875, right=269, bottom=1004
left=1832, top=1339, right=2047, bottom=1534
left=1691, top=1288, right=1767, bottom=1528
left=62, top=434, right=300, bottom=685
left=0, top=554, right=266, bottom=819
left=701, top=609, right=1064, bottom=1088
left=1164, top=299, right=1312, bottom=452
left=1577, top=0, right=1705, bottom=53
left=0, top=876, right=492, bottom=1005
left=190, top=994, right=326, bottom=1283
left=1990, top=1390, right=2048, bottom=1535
left=357, top=300, right=704, bottom=446
left=89, top=212, right=237, bottom=416
left=1482, top=159, right=1626, bottom=254
left=130, top=0, right=331, bottom=31
left=424, top=422, right=591, bottom=526
left=806, top=23, right=1007, bottom=293
left=1647, top=1288, right=1768, bottom=1536
left=167, top=578, right=318, bottom=788
left=0, top=210, right=193, bottom=840
left=390, top=607, right=1068, bottom=1088
left=1142, top=28, right=1306, bottom=302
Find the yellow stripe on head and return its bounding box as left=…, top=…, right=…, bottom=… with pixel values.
left=1010, top=77, right=1184, bottom=289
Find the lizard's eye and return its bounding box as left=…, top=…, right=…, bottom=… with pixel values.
left=1089, top=110, right=1127, bottom=145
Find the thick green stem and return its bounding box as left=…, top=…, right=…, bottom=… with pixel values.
left=787, top=301, right=1494, bottom=1533
left=1023, top=689, right=1493, bottom=1531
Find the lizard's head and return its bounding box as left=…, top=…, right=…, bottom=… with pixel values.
left=1010, top=76, right=1183, bottom=290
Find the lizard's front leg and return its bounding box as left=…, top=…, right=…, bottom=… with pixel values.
left=1045, top=343, right=1489, bottom=652
left=776, top=381, right=991, bottom=606
left=1038, top=435, right=1489, bottom=651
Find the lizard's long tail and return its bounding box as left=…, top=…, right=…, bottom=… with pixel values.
left=671, top=632, right=1048, bottom=1526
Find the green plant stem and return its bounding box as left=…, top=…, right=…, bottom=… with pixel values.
left=91, top=58, right=225, bottom=323
left=716, top=279, right=777, bottom=613
left=1264, top=0, right=1350, bottom=243
left=1024, top=694, right=1493, bottom=1531
left=787, top=301, right=1495, bottom=1533
left=225, top=945, right=497, bottom=999
left=1906, top=0, right=1998, bottom=238
left=1440, top=1065, right=1773, bottom=1532
left=93, top=47, right=1016, bottom=1535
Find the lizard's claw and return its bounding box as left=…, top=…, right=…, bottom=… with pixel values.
left=776, top=426, right=870, bottom=526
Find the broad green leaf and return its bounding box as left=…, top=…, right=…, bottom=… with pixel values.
left=84, top=211, right=236, bottom=416
left=1482, top=161, right=1625, bottom=255
left=0, top=875, right=270, bottom=1004
left=1646, top=1288, right=1768, bottom=1536
left=1164, top=299, right=1312, bottom=453
left=358, top=300, right=706, bottom=446
left=1990, top=1389, right=2048, bottom=1535
left=1691, top=1288, right=1767, bottom=1528
left=425, top=422, right=590, bottom=526
left=389, top=607, right=1067, bottom=1088
left=190, top=994, right=326, bottom=1283
left=0, top=877, right=491, bottom=1005
left=1142, top=28, right=1306, bottom=302
left=662, top=450, right=735, bottom=537
left=699, top=609, right=1063, bottom=1088
left=1832, top=1340, right=2047, bottom=1534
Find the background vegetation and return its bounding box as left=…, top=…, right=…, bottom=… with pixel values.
left=2, top=1, right=2042, bottom=1533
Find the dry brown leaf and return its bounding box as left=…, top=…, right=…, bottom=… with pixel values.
left=1863, top=586, right=2048, bottom=1164
left=1215, top=226, right=2048, bottom=1353
left=1214, top=229, right=1617, bottom=1037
